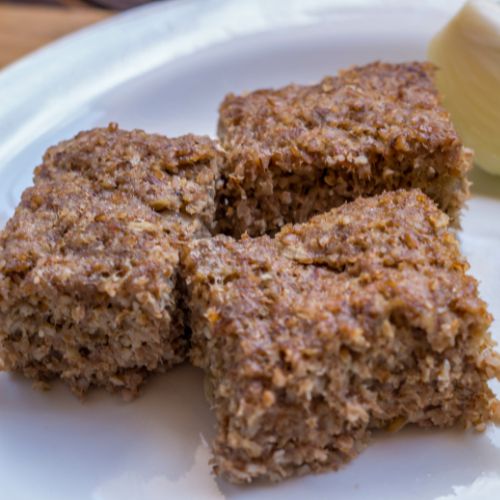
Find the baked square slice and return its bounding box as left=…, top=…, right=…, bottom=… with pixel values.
left=38, top=124, right=222, bottom=240
left=0, top=125, right=223, bottom=398
left=183, top=190, right=500, bottom=483
left=216, top=61, right=472, bottom=237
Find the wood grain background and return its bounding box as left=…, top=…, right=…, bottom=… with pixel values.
left=0, top=0, right=161, bottom=68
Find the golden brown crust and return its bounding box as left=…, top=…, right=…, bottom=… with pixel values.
left=38, top=123, right=222, bottom=240
left=183, top=190, right=498, bottom=483
left=216, top=62, right=471, bottom=237
left=0, top=124, right=222, bottom=398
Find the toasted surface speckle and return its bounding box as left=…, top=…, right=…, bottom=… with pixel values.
left=216, top=62, right=471, bottom=237
left=39, top=124, right=222, bottom=240
left=183, top=190, right=499, bottom=483
left=0, top=124, right=222, bottom=398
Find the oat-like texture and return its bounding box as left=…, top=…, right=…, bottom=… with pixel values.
left=0, top=124, right=222, bottom=399
left=183, top=190, right=500, bottom=483
left=216, top=62, right=472, bottom=237
left=39, top=124, right=222, bottom=240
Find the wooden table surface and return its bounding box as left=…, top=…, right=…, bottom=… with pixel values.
left=0, top=2, right=112, bottom=69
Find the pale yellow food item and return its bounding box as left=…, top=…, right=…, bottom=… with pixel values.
left=428, top=0, right=500, bottom=175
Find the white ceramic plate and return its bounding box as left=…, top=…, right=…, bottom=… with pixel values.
left=1, top=1, right=499, bottom=499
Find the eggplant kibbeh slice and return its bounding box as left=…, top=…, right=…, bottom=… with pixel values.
left=182, top=190, right=500, bottom=483
left=0, top=125, right=222, bottom=398
left=216, top=61, right=472, bottom=237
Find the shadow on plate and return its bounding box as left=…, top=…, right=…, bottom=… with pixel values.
left=470, top=166, right=500, bottom=200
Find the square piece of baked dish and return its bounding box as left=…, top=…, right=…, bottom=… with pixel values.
left=0, top=125, right=222, bottom=398
left=183, top=190, right=500, bottom=483
left=216, top=62, right=472, bottom=237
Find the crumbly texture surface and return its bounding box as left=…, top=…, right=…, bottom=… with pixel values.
left=216, top=62, right=472, bottom=237
left=38, top=124, right=222, bottom=240
left=0, top=125, right=222, bottom=398
left=183, top=190, right=500, bottom=483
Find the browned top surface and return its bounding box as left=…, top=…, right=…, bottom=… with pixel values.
left=38, top=124, right=222, bottom=239
left=276, top=189, right=454, bottom=273
left=218, top=62, right=462, bottom=174
left=0, top=178, right=177, bottom=309
left=186, top=190, right=490, bottom=359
